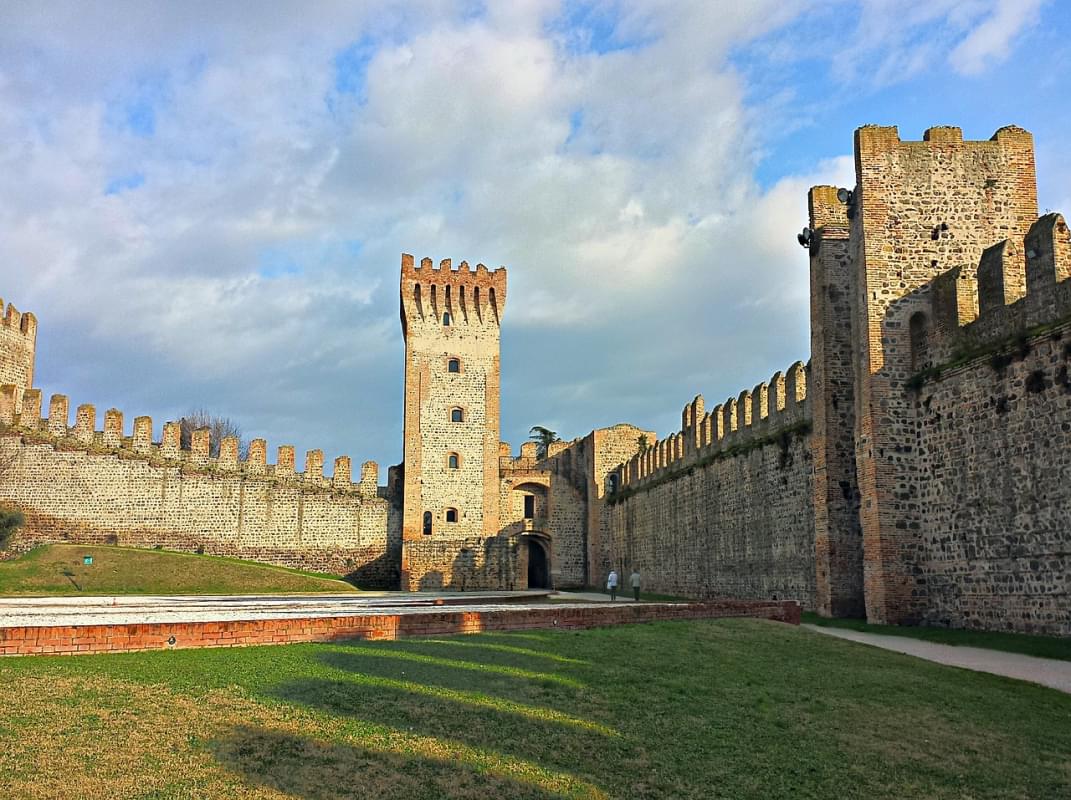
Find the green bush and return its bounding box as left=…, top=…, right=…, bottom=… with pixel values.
left=0, top=508, right=24, bottom=550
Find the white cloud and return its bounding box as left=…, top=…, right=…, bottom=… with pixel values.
left=949, top=0, right=1046, bottom=75
left=0, top=1, right=1055, bottom=468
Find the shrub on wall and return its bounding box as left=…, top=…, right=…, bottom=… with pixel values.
left=0, top=508, right=25, bottom=550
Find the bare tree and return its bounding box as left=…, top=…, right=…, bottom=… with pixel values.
left=178, top=408, right=245, bottom=458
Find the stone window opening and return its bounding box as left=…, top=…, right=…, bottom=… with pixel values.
left=445, top=508, right=458, bottom=523
left=443, top=311, right=452, bottom=326
left=448, top=452, right=460, bottom=469
left=422, top=511, right=432, bottom=536
left=451, top=407, right=464, bottom=423
left=523, top=494, right=535, bottom=520
left=448, top=357, right=461, bottom=373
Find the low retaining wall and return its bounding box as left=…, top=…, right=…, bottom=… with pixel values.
left=0, top=600, right=800, bottom=657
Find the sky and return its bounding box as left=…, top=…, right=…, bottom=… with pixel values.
left=1, top=0, right=1068, bottom=474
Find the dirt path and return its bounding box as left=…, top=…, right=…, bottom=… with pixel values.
left=804, top=624, right=1071, bottom=694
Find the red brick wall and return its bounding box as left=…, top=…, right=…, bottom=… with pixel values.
left=0, top=600, right=800, bottom=657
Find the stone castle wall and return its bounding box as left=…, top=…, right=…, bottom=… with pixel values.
left=898, top=212, right=1071, bottom=634
left=605, top=362, right=817, bottom=607
left=0, top=399, right=400, bottom=587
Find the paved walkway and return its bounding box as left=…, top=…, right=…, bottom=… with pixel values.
left=804, top=625, right=1071, bottom=695
left=0, top=591, right=556, bottom=628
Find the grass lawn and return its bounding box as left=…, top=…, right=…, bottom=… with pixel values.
left=0, top=619, right=1068, bottom=799
left=803, top=612, right=1071, bottom=662
left=0, top=544, right=358, bottom=595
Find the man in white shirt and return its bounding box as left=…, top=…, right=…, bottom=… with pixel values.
left=607, top=569, right=619, bottom=601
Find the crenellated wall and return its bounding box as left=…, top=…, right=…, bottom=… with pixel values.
left=895, top=212, right=1071, bottom=634
left=0, top=396, right=400, bottom=587
left=604, top=361, right=816, bottom=606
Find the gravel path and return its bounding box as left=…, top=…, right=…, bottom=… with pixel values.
left=804, top=624, right=1071, bottom=694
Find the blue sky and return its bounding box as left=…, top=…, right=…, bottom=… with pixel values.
left=1, top=0, right=1067, bottom=474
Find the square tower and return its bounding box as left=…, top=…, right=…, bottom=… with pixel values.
left=0, top=300, right=38, bottom=415
left=399, top=254, right=507, bottom=590
left=849, top=125, right=1038, bottom=624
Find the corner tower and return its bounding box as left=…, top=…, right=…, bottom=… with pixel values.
left=0, top=299, right=38, bottom=416
left=399, top=254, right=507, bottom=591
left=849, top=125, right=1038, bottom=624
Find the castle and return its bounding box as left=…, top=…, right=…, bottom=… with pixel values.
left=1, top=123, right=1068, bottom=636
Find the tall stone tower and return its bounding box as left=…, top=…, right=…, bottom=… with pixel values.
left=398, top=254, right=507, bottom=591
left=849, top=125, right=1038, bottom=624
left=0, top=299, right=38, bottom=416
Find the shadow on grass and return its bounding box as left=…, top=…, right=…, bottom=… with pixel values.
left=211, top=724, right=602, bottom=800
left=268, top=670, right=619, bottom=774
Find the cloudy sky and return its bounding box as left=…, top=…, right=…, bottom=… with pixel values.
left=2, top=0, right=1068, bottom=473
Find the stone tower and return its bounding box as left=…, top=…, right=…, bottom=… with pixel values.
left=0, top=298, right=38, bottom=417
left=398, top=254, right=507, bottom=591
left=848, top=125, right=1038, bottom=624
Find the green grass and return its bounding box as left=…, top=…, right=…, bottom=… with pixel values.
left=803, top=612, right=1071, bottom=662
left=1, top=619, right=1068, bottom=799
left=0, top=544, right=358, bottom=595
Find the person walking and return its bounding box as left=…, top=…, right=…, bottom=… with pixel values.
left=630, top=569, right=641, bottom=601
left=607, top=568, right=619, bottom=601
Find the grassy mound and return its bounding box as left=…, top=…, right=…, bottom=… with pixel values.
left=0, top=544, right=358, bottom=595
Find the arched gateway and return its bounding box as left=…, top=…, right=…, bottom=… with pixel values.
left=523, top=535, right=551, bottom=589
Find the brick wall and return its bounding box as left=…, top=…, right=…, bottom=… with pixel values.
left=0, top=599, right=801, bottom=657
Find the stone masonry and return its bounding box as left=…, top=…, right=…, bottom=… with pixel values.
left=0, top=122, right=1067, bottom=635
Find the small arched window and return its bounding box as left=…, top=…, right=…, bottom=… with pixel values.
left=443, top=312, right=452, bottom=326
left=445, top=508, right=458, bottom=523
left=451, top=407, right=464, bottom=423
left=448, top=358, right=460, bottom=373
left=448, top=453, right=460, bottom=469
left=422, top=511, right=433, bottom=536
left=608, top=473, right=620, bottom=494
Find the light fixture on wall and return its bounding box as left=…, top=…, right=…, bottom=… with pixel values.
left=797, top=227, right=813, bottom=249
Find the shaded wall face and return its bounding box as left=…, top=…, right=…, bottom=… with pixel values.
left=607, top=433, right=816, bottom=607
left=910, top=326, right=1071, bottom=635
left=402, top=536, right=520, bottom=591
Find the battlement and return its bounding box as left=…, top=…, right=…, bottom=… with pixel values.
left=913, top=211, right=1071, bottom=368
left=0, top=300, right=37, bottom=339
left=0, top=393, right=380, bottom=498
left=618, top=360, right=811, bottom=489
left=808, top=185, right=850, bottom=233
left=855, top=123, right=1035, bottom=154
left=400, top=253, right=507, bottom=331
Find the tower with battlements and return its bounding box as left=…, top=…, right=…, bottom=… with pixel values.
left=0, top=300, right=37, bottom=418
left=398, top=254, right=508, bottom=590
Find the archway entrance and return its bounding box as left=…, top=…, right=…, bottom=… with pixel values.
left=526, top=539, right=550, bottom=589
